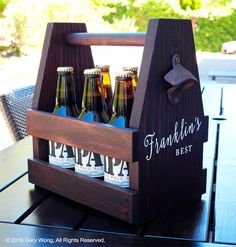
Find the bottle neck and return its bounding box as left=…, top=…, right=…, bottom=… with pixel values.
left=132, top=71, right=138, bottom=90
left=82, top=75, right=104, bottom=112
left=56, top=73, right=77, bottom=107
left=102, top=71, right=111, bottom=86
left=112, top=78, right=134, bottom=121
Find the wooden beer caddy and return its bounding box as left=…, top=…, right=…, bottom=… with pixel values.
left=26, top=18, right=208, bottom=224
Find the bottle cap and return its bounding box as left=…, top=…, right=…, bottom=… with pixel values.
left=95, top=65, right=110, bottom=71
left=57, top=66, right=74, bottom=73
left=115, top=71, right=133, bottom=79
left=84, top=68, right=101, bottom=75
left=123, top=66, right=138, bottom=72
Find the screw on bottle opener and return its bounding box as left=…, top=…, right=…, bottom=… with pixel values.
left=164, top=55, right=198, bottom=105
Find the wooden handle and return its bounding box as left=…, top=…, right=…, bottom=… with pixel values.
left=66, top=32, right=146, bottom=46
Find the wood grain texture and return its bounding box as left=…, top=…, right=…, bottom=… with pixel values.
left=129, top=18, right=208, bottom=223
left=21, top=195, right=87, bottom=230
left=66, top=32, right=145, bottom=46
left=27, top=19, right=208, bottom=224
left=32, top=22, right=94, bottom=112
left=0, top=137, right=32, bottom=191
left=28, top=159, right=139, bottom=224
left=144, top=159, right=213, bottom=241
left=0, top=175, right=47, bottom=223
left=27, top=109, right=138, bottom=162
left=32, top=22, right=94, bottom=161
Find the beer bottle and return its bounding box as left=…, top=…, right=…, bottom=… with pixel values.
left=75, top=68, right=106, bottom=177
left=123, top=66, right=138, bottom=92
left=104, top=71, right=134, bottom=188
left=49, top=66, right=80, bottom=169
left=95, top=65, right=113, bottom=115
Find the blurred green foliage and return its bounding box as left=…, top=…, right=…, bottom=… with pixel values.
left=0, top=0, right=8, bottom=17
left=0, top=0, right=112, bottom=56
left=0, top=0, right=236, bottom=54
left=179, top=0, right=201, bottom=10
left=98, top=0, right=236, bottom=51
left=100, top=0, right=183, bottom=32
left=195, top=9, right=236, bottom=51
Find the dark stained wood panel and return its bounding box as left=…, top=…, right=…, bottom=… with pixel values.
left=0, top=137, right=32, bottom=191
left=143, top=158, right=214, bottom=241
left=0, top=175, right=47, bottom=223
left=214, top=164, right=236, bottom=244
left=21, top=195, right=87, bottom=230
left=79, top=210, right=140, bottom=236
left=31, top=22, right=95, bottom=161
left=27, top=110, right=138, bottom=162
left=127, top=18, right=207, bottom=224
left=28, top=159, right=139, bottom=224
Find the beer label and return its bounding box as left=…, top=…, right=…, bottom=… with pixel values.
left=104, top=156, right=129, bottom=188
left=49, top=141, right=75, bottom=168
left=75, top=148, right=104, bottom=177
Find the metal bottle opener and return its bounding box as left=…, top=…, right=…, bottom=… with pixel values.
left=164, top=55, right=198, bottom=105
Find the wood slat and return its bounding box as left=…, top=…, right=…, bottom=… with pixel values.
left=27, top=110, right=138, bottom=162
left=0, top=137, right=32, bottom=191
left=79, top=210, right=140, bottom=236
left=28, top=159, right=139, bottom=224
left=214, top=164, right=236, bottom=245
left=143, top=158, right=214, bottom=241
left=21, top=195, right=87, bottom=230
left=1, top=222, right=234, bottom=247
left=66, top=32, right=146, bottom=46
left=0, top=175, right=47, bottom=223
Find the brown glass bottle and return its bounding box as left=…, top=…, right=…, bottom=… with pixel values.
left=104, top=71, right=134, bottom=188
left=75, top=68, right=106, bottom=177
left=123, top=66, right=138, bottom=92
left=95, top=65, right=113, bottom=115
left=49, top=66, right=80, bottom=169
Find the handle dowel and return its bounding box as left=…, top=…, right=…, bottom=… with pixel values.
left=66, top=32, right=146, bottom=46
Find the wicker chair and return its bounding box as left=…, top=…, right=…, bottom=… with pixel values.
left=0, top=85, right=35, bottom=141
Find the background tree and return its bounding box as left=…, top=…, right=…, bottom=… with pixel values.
left=179, top=0, right=201, bottom=10
left=0, top=0, right=9, bottom=17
